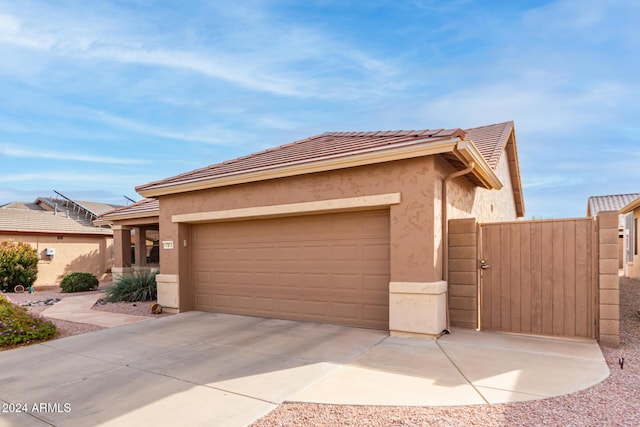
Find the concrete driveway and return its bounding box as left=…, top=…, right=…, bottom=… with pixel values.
left=0, top=312, right=609, bottom=427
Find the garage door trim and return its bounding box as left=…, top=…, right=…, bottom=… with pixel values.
left=172, top=192, right=401, bottom=224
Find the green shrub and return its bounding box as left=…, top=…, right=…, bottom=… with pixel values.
left=60, top=272, right=99, bottom=293
left=0, top=240, right=38, bottom=293
left=0, top=295, right=57, bottom=347
left=105, top=270, right=158, bottom=302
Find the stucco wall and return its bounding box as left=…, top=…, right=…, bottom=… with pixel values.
left=155, top=150, right=520, bottom=312
left=158, top=157, right=440, bottom=310
left=440, top=151, right=517, bottom=224
left=433, top=150, right=518, bottom=277
left=0, top=234, right=113, bottom=286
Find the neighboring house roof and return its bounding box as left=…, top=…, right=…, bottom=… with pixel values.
left=94, top=198, right=159, bottom=225
left=0, top=202, right=41, bottom=210
left=136, top=122, right=523, bottom=217
left=35, top=197, right=122, bottom=217
left=587, top=193, right=640, bottom=216
left=0, top=205, right=113, bottom=236
left=620, top=195, right=640, bottom=215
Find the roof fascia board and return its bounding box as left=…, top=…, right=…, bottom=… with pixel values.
left=94, top=211, right=159, bottom=224
left=0, top=229, right=113, bottom=237
left=621, top=196, right=640, bottom=214
left=172, top=193, right=401, bottom=224
left=503, top=129, right=526, bottom=217
left=138, top=138, right=462, bottom=197
left=454, top=140, right=503, bottom=189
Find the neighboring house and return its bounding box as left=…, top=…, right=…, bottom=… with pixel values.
left=102, top=121, right=525, bottom=336
left=620, top=195, right=640, bottom=279
left=0, top=195, right=120, bottom=287
left=587, top=193, right=640, bottom=269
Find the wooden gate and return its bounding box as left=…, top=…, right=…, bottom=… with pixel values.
left=479, top=218, right=596, bottom=339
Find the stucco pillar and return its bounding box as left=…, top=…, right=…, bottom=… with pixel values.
left=388, top=201, right=435, bottom=282
left=598, top=211, right=620, bottom=348
left=133, top=227, right=147, bottom=267
left=112, top=225, right=132, bottom=268
left=388, top=168, right=444, bottom=338
left=112, top=225, right=132, bottom=281
left=156, top=219, right=187, bottom=313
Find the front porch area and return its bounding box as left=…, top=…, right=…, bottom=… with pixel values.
left=93, top=198, right=161, bottom=281
left=111, top=224, right=160, bottom=281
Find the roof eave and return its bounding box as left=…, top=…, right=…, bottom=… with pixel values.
left=621, top=196, right=640, bottom=214
left=454, top=140, right=503, bottom=190
left=93, top=211, right=160, bottom=226
left=0, top=228, right=113, bottom=237
left=137, top=137, right=465, bottom=198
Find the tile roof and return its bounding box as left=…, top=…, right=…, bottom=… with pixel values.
left=465, top=121, right=514, bottom=169
left=136, top=121, right=514, bottom=195
left=97, top=198, right=159, bottom=221
left=587, top=193, right=640, bottom=216
left=0, top=202, right=41, bottom=210
left=0, top=206, right=113, bottom=235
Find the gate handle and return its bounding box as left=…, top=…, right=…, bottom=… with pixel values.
left=480, top=259, right=491, bottom=270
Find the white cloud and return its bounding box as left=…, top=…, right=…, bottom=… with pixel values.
left=0, top=172, right=145, bottom=184
left=257, top=116, right=300, bottom=131
left=0, top=13, right=56, bottom=50
left=522, top=174, right=587, bottom=190
left=86, top=109, right=233, bottom=145
left=419, top=80, right=632, bottom=133
left=0, top=144, right=148, bottom=164
left=0, top=6, right=395, bottom=100
left=0, top=13, right=20, bottom=34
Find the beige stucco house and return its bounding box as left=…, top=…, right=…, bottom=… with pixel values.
left=101, top=121, right=525, bottom=336
left=620, top=195, right=640, bottom=279
left=587, top=193, right=640, bottom=269
left=0, top=196, right=119, bottom=287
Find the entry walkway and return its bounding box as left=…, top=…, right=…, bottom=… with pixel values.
left=0, top=311, right=610, bottom=426
left=41, top=294, right=150, bottom=328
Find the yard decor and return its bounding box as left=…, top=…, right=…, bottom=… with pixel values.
left=60, top=272, right=99, bottom=293
left=105, top=270, right=158, bottom=302
left=0, top=240, right=38, bottom=293
left=0, top=294, right=56, bottom=347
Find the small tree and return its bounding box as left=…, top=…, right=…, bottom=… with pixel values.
left=0, top=240, right=38, bottom=292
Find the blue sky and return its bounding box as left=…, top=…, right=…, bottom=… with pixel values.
left=0, top=0, right=638, bottom=218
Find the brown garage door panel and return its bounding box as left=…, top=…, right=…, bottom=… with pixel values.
left=192, top=210, right=390, bottom=329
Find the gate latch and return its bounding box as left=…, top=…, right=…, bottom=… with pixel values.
left=480, top=259, right=491, bottom=270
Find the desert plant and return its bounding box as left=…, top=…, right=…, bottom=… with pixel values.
left=105, top=270, right=158, bottom=302
left=0, top=295, right=57, bottom=347
left=60, top=272, right=99, bottom=293
left=0, top=240, right=38, bottom=293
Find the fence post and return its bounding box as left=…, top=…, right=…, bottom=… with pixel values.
left=597, top=211, right=620, bottom=347
left=448, top=218, right=478, bottom=329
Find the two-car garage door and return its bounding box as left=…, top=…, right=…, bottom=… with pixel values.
left=191, top=210, right=390, bottom=329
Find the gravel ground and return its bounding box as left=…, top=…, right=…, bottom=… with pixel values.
left=251, top=277, right=640, bottom=427
left=92, top=299, right=174, bottom=318
left=2, top=285, right=172, bottom=340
